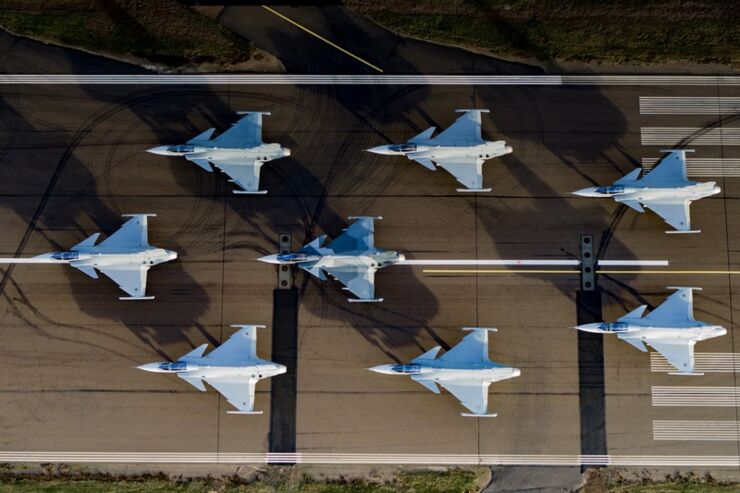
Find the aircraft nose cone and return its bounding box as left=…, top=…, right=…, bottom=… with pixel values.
left=366, top=145, right=394, bottom=155
left=137, top=362, right=162, bottom=373
left=147, top=145, right=171, bottom=156
left=284, top=148, right=291, bottom=157
left=168, top=250, right=178, bottom=261
left=504, top=145, right=513, bottom=154
left=574, top=323, right=603, bottom=333
left=275, top=364, right=287, bottom=375
left=572, top=187, right=599, bottom=197
left=258, top=254, right=280, bottom=264
left=397, top=253, right=406, bottom=262
left=368, top=364, right=395, bottom=375
left=713, top=185, right=721, bottom=195
left=511, top=368, right=521, bottom=378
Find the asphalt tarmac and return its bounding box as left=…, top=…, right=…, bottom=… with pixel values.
left=0, top=31, right=738, bottom=466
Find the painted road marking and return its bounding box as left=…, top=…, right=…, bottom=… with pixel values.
left=640, top=97, right=740, bottom=115
left=653, top=421, right=740, bottom=441
left=641, top=127, right=740, bottom=146
left=422, top=269, right=740, bottom=275
left=643, top=157, right=740, bottom=177
left=651, top=353, right=740, bottom=373
left=261, top=5, right=383, bottom=73
left=0, top=451, right=736, bottom=466
left=652, top=386, right=740, bottom=407
left=1, top=75, right=740, bottom=85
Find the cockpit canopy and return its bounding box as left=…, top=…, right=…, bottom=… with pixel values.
left=158, top=361, right=187, bottom=371
left=600, top=322, right=628, bottom=332
left=51, top=252, right=79, bottom=261
left=595, top=185, right=625, bottom=195
left=389, top=144, right=417, bottom=153
left=277, top=253, right=318, bottom=263
left=390, top=364, right=421, bottom=374
left=167, top=145, right=195, bottom=154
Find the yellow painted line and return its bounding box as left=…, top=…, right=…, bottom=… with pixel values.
left=262, top=5, right=383, bottom=73
left=599, top=270, right=740, bottom=275
left=424, top=269, right=578, bottom=274
left=423, top=269, right=740, bottom=275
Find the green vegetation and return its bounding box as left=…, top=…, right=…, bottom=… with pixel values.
left=581, top=469, right=740, bottom=493
left=0, top=1, right=254, bottom=68
left=0, top=468, right=482, bottom=493
left=607, top=482, right=740, bottom=492
left=348, top=0, right=740, bottom=66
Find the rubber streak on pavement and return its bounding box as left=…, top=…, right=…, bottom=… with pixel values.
left=576, top=289, right=608, bottom=466
left=269, top=288, right=298, bottom=454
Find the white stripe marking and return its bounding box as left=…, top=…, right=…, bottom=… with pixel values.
left=0, top=75, right=739, bottom=85
left=641, top=127, right=740, bottom=146
left=643, top=158, right=740, bottom=177
left=653, top=421, right=740, bottom=441
left=652, top=386, right=740, bottom=407
left=640, top=97, right=740, bottom=115
left=651, top=353, right=740, bottom=372
left=0, top=452, right=736, bottom=466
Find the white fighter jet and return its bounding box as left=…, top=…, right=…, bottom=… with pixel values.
left=367, top=109, right=512, bottom=192
left=138, top=325, right=285, bottom=414
left=258, top=216, right=404, bottom=302
left=573, top=149, right=720, bottom=233
left=0, top=214, right=176, bottom=300
left=370, top=328, right=520, bottom=417
left=148, top=112, right=291, bottom=194
left=576, top=287, right=726, bottom=375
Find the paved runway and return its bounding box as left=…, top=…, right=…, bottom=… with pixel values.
left=0, top=34, right=739, bottom=467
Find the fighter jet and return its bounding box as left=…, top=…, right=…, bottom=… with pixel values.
left=367, top=109, right=512, bottom=192
left=258, top=216, right=403, bottom=302
left=138, top=325, right=285, bottom=414
left=576, top=287, right=726, bottom=375
left=0, top=214, right=176, bottom=300
left=573, top=149, right=720, bottom=233
left=147, top=112, right=290, bottom=194
left=370, top=328, right=520, bottom=417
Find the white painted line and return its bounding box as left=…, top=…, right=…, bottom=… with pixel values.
left=640, top=97, right=740, bottom=115
left=400, top=259, right=667, bottom=266
left=641, top=127, right=740, bottom=146
left=598, top=260, right=670, bottom=266
left=652, top=386, right=740, bottom=407
left=653, top=421, right=740, bottom=441
left=0, top=452, right=736, bottom=466
left=0, top=75, right=739, bottom=85
left=642, top=157, right=740, bottom=177
left=400, top=259, right=579, bottom=266
left=651, top=353, right=740, bottom=373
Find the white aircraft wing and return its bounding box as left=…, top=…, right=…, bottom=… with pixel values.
left=324, top=265, right=376, bottom=300
left=206, top=326, right=258, bottom=363
left=98, top=263, right=149, bottom=298
left=204, top=376, right=257, bottom=413
left=212, top=112, right=264, bottom=148
left=438, top=379, right=491, bottom=415
left=642, top=200, right=691, bottom=232
left=644, top=288, right=695, bottom=324
left=439, top=329, right=490, bottom=363
left=98, top=215, right=149, bottom=249
left=327, top=217, right=375, bottom=252
left=436, top=157, right=486, bottom=191
left=211, top=160, right=263, bottom=193
left=646, top=339, right=696, bottom=374
left=430, top=110, right=485, bottom=145
left=638, top=150, right=691, bottom=187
